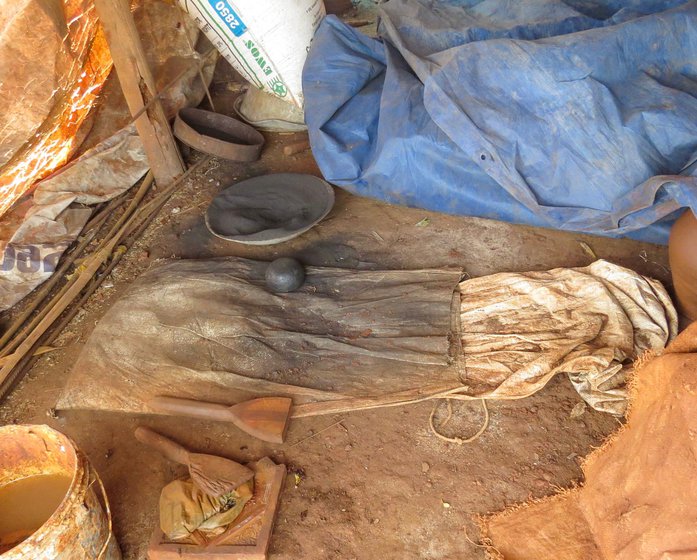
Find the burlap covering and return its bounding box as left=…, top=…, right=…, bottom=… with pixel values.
left=482, top=321, right=697, bottom=560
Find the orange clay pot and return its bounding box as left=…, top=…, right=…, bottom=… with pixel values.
left=669, top=209, right=697, bottom=321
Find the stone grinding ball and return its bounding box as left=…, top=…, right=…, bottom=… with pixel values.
left=265, top=258, right=305, bottom=293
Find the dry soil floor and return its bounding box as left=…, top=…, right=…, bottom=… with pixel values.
left=0, top=84, right=676, bottom=560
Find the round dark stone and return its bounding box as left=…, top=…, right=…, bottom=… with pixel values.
left=265, top=258, right=305, bottom=293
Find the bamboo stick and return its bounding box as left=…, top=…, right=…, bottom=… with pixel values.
left=0, top=158, right=209, bottom=393
left=0, top=347, right=55, bottom=367
left=0, top=173, right=154, bottom=358
left=0, top=193, right=128, bottom=354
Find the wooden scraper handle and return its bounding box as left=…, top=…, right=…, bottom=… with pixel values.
left=149, top=396, right=235, bottom=423
left=134, top=426, right=190, bottom=465
left=148, top=395, right=292, bottom=444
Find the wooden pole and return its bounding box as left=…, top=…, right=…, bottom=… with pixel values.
left=94, top=0, right=184, bottom=185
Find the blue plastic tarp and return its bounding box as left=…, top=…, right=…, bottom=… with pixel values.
left=303, top=0, right=697, bottom=243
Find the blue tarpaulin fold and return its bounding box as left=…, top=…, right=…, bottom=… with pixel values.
left=303, top=0, right=697, bottom=243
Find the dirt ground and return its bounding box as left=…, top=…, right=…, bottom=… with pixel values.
left=0, top=23, right=678, bottom=560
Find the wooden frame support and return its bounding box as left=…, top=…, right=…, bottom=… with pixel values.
left=94, top=0, right=185, bottom=186
left=148, top=459, right=286, bottom=560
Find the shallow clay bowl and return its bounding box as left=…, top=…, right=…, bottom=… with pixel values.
left=205, top=173, right=335, bottom=245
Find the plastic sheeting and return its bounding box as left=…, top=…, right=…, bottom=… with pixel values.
left=303, top=1, right=697, bottom=244
left=0, top=199, right=91, bottom=311
left=0, top=0, right=217, bottom=312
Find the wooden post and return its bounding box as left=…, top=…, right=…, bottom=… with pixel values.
left=94, top=0, right=185, bottom=185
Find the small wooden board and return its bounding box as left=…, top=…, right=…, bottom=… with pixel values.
left=148, top=458, right=285, bottom=560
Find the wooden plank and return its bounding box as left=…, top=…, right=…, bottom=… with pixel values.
left=93, top=0, right=184, bottom=186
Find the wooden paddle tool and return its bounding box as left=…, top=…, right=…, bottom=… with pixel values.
left=134, top=427, right=254, bottom=496
left=148, top=396, right=292, bottom=444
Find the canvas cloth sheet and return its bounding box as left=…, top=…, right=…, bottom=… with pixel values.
left=58, top=258, right=675, bottom=416
left=459, top=260, right=677, bottom=415
left=59, top=258, right=464, bottom=413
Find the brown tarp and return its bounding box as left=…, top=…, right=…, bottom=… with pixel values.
left=0, top=0, right=111, bottom=217
left=58, top=258, right=675, bottom=418
left=0, top=0, right=66, bottom=168
left=482, top=321, right=697, bottom=560
left=58, top=258, right=465, bottom=413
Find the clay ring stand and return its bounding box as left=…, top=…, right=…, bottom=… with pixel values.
left=174, top=108, right=265, bottom=162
